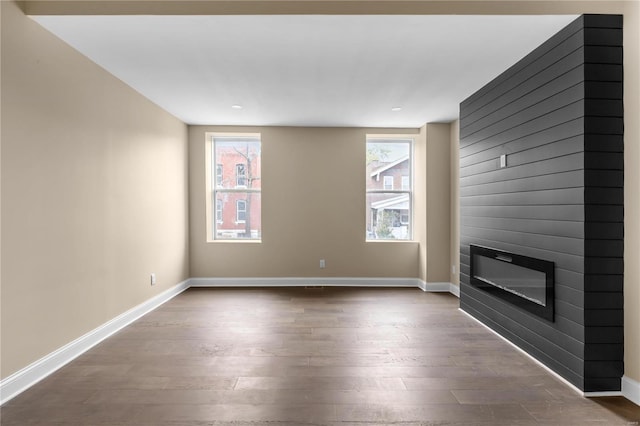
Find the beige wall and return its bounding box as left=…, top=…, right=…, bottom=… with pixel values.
left=190, top=126, right=427, bottom=278
left=425, top=123, right=451, bottom=283
left=416, top=122, right=454, bottom=284
left=416, top=126, right=428, bottom=282
left=449, top=120, right=460, bottom=287
left=0, top=1, right=190, bottom=379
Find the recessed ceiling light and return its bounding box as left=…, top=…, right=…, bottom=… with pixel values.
left=231, top=105, right=243, bottom=110
left=391, top=107, right=402, bottom=112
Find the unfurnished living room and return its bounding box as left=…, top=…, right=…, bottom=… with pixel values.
left=1, top=0, right=640, bottom=425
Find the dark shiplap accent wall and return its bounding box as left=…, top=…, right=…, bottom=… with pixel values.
left=459, top=14, right=623, bottom=392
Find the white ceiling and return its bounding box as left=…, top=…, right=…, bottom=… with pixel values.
left=33, top=14, right=577, bottom=127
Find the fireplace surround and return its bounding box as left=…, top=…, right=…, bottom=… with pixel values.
left=470, top=245, right=554, bottom=321
left=459, top=14, right=624, bottom=392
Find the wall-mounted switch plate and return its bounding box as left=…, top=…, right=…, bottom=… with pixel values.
left=500, top=154, right=507, bottom=168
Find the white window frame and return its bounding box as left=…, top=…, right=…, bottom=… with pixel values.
left=366, top=136, right=414, bottom=241
left=206, top=132, right=262, bottom=242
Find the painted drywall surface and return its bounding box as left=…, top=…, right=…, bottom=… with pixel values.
left=189, top=126, right=423, bottom=278
left=623, top=0, right=640, bottom=384
left=19, top=0, right=634, bottom=16
left=0, top=1, right=189, bottom=378
left=426, top=123, right=451, bottom=283
left=450, top=120, right=460, bottom=287
left=416, top=126, right=428, bottom=282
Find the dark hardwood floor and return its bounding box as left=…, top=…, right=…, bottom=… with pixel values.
left=2, top=287, right=639, bottom=425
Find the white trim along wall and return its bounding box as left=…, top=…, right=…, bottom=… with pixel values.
left=2, top=278, right=636, bottom=407
left=0, top=278, right=454, bottom=405
left=0, top=279, right=190, bottom=405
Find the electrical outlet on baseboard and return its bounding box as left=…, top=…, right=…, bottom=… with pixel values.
left=150, top=273, right=156, bottom=286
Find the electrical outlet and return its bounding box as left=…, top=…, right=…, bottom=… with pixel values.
left=150, top=273, right=156, bottom=286
left=319, top=259, right=325, bottom=269
left=452, top=265, right=456, bottom=274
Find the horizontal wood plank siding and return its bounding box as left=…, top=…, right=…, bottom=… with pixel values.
left=459, top=14, right=623, bottom=392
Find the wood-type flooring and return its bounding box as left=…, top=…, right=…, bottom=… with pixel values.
left=2, top=287, right=639, bottom=425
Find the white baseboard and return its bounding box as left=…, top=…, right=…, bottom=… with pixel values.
left=190, top=276, right=423, bottom=288
left=0, top=277, right=458, bottom=405
left=583, top=390, right=623, bottom=397
left=449, top=283, right=460, bottom=297
left=459, top=308, right=590, bottom=397
left=460, top=307, right=640, bottom=404
left=416, top=281, right=451, bottom=293
left=622, top=375, right=640, bottom=406
left=0, top=280, right=190, bottom=405
left=190, top=278, right=459, bottom=296
left=3, top=278, right=634, bottom=407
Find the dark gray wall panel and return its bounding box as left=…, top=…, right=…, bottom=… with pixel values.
left=460, top=188, right=584, bottom=207
left=460, top=122, right=585, bottom=166
left=459, top=14, right=623, bottom=392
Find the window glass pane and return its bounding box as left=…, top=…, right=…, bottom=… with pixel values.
left=215, top=192, right=261, bottom=240
left=216, top=199, right=223, bottom=222
left=383, top=175, right=394, bottom=190
left=366, top=139, right=412, bottom=240
left=366, top=141, right=410, bottom=191
left=236, top=199, right=247, bottom=222
left=366, top=192, right=410, bottom=240
left=401, top=176, right=409, bottom=190
left=214, top=138, right=261, bottom=190
left=236, top=164, right=247, bottom=187
left=212, top=135, right=261, bottom=240
left=216, top=164, right=223, bottom=187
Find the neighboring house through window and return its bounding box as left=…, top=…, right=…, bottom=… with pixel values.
left=236, top=163, right=247, bottom=187
left=366, top=136, right=413, bottom=240
left=208, top=133, right=262, bottom=240
left=216, top=164, right=223, bottom=187
left=401, top=175, right=409, bottom=190
left=383, top=175, right=394, bottom=190
left=216, top=199, right=223, bottom=223
left=236, top=199, right=247, bottom=222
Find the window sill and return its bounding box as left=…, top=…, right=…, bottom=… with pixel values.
left=366, top=239, right=417, bottom=243
left=207, top=239, right=262, bottom=243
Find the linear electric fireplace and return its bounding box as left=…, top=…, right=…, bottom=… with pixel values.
left=470, top=245, right=554, bottom=321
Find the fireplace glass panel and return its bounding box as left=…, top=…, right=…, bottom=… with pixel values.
left=473, top=255, right=546, bottom=306
left=469, top=245, right=554, bottom=321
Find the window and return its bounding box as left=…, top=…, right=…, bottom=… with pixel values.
left=236, top=163, right=247, bottom=187
left=236, top=199, right=247, bottom=222
left=383, top=176, right=394, bottom=190
left=216, top=199, right=223, bottom=223
left=209, top=134, right=261, bottom=240
left=366, top=137, right=412, bottom=240
left=216, top=164, right=223, bottom=187
left=401, top=175, right=409, bottom=190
